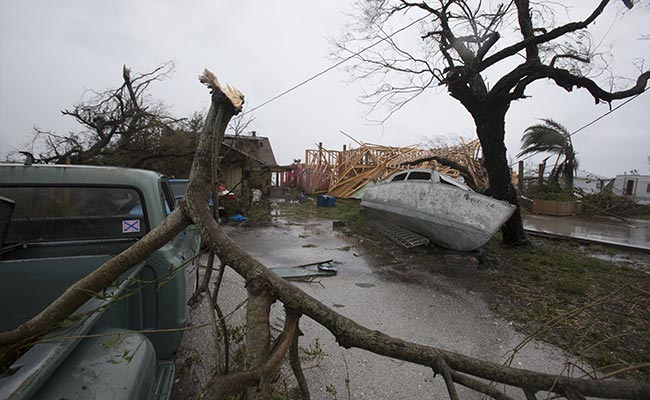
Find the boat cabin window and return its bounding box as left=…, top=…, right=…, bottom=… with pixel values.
left=406, top=171, right=431, bottom=181
left=391, top=173, right=407, bottom=182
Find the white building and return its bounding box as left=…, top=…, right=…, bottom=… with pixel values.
left=573, top=169, right=612, bottom=194
left=612, top=174, right=650, bottom=205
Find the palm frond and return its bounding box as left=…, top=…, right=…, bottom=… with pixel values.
left=517, top=119, right=573, bottom=158
left=518, top=118, right=578, bottom=188
left=539, top=118, right=571, bottom=139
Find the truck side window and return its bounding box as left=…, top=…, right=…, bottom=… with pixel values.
left=160, top=179, right=176, bottom=215
left=0, top=186, right=147, bottom=243
left=168, top=179, right=189, bottom=204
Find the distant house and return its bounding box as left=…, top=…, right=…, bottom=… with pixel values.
left=612, top=174, right=650, bottom=205
left=573, top=169, right=611, bottom=194
left=219, top=132, right=282, bottom=200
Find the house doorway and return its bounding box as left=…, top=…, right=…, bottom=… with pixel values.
left=624, top=179, right=636, bottom=196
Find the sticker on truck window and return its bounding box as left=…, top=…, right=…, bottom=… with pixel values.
left=122, top=219, right=141, bottom=233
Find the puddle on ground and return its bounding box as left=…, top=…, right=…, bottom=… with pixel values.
left=224, top=209, right=486, bottom=296
left=525, top=215, right=650, bottom=249
left=223, top=217, right=374, bottom=278
left=582, top=247, right=650, bottom=271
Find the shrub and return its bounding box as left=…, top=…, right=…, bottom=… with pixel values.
left=579, top=192, right=650, bottom=218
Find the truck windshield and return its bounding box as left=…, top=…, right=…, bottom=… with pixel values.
left=0, top=186, right=147, bottom=243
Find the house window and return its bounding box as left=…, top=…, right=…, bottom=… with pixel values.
left=646, top=183, right=650, bottom=193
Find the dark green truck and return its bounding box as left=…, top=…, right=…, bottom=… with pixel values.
left=0, top=164, right=200, bottom=399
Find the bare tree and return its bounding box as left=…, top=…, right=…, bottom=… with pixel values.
left=2, top=70, right=649, bottom=400
left=28, top=62, right=198, bottom=176
left=334, top=0, right=649, bottom=245
left=227, top=112, right=256, bottom=136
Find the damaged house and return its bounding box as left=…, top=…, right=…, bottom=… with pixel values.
left=611, top=173, right=650, bottom=205
left=219, top=132, right=281, bottom=203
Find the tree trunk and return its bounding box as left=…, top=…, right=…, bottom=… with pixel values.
left=246, top=277, right=274, bottom=399
left=564, top=158, right=575, bottom=190
left=474, top=102, right=528, bottom=246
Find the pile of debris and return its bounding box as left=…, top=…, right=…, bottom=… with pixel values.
left=303, top=139, right=487, bottom=198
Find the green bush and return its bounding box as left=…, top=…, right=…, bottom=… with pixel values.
left=525, top=182, right=575, bottom=201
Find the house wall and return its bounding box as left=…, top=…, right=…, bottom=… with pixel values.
left=613, top=175, right=650, bottom=205
left=574, top=177, right=610, bottom=194
left=221, top=165, right=243, bottom=194
left=221, top=164, right=272, bottom=195
left=247, top=166, right=272, bottom=194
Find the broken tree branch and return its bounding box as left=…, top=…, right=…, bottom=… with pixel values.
left=185, top=70, right=650, bottom=399
left=4, top=68, right=648, bottom=399
left=201, top=309, right=299, bottom=400
left=437, top=357, right=460, bottom=400
left=0, top=207, right=190, bottom=347
left=188, top=251, right=215, bottom=307
left=290, top=324, right=311, bottom=400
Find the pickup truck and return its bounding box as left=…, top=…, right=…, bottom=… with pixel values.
left=0, top=164, right=201, bottom=399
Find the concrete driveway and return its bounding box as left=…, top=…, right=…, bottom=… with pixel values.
left=172, top=214, right=575, bottom=399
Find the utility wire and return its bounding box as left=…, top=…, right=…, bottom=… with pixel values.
left=513, top=89, right=647, bottom=166
left=239, top=12, right=646, bottom=170
left=567, top=91, right=645, bottom=138
left=242, top=15, right=429, bottom=116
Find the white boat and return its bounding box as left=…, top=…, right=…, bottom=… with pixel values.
left=360, top=169, right=516, bottom=251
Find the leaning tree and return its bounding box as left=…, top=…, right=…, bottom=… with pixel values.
left=335, top=0, right=649, bottom=245
left=518, top=118, right=578, bottom=189
left=1, top=71, right=649, bottom=400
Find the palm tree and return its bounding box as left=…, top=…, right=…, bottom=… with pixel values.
left=517, top=119, right=577, bottom=189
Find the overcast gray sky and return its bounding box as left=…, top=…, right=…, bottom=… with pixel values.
left=1, top=1, right=648, bottom=178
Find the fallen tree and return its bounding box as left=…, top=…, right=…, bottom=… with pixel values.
left=2, top=71, right=649, bottom=400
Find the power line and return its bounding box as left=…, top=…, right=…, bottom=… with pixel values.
left=514, top=89, right=646, bottom=165
left=239, top=12, right=647, bottom=170
left=568, top=91, right=644, bottom=138
left=242, top=15, right=429, bottom=115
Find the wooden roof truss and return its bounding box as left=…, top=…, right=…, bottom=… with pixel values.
left=304, top=139, right=487, bottom=198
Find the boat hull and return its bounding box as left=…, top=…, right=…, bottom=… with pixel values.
left=361, top=180, right=515, bottom=251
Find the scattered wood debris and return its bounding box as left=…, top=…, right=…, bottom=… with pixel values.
left=303, top=139, right=487, bottom=197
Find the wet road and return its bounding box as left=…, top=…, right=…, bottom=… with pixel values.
left=216, top=217, right=573, bottom=399
left=525, top=215, right=650, bottom=250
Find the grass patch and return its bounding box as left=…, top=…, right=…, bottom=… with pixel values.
left=220, top=200, right=272, bottom=227
left=485, top=238, right=650, bottom=379
left=246, top=202, right=272, bottom=224
left=280, top=197, right=364, bottom=223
